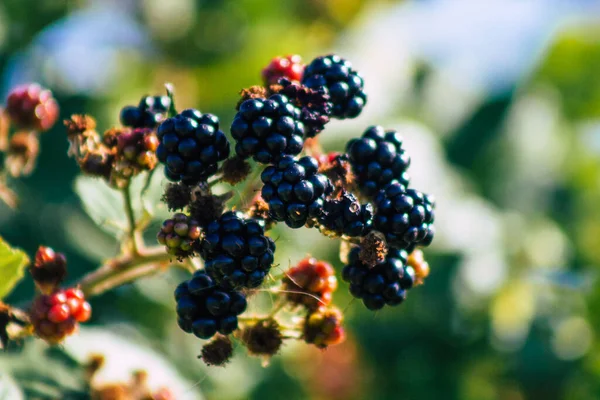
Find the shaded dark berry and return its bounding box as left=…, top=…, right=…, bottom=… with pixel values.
left=231, top=95, right=304, bottom=164
left=373, top=184, right=435, bottom=250
left=346, top=126, right=411, bottom=198
left=342, top=246, right=414, bottom=310
left=30, top=246, right=67, bottom=294
left=157, top=109, right=229, bottom=184
left=199, top=212, right=276, bottom=290
left=119, top=95, right=171, bottom=129
left=261, top=155, right=332, bottom=228
left=175, top=271, right=246, bottom=340
left=318, top=191, right=373, bottom=237
left=302, top=55, right=366, bottom=119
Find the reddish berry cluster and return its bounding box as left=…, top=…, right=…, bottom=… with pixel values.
left=262, top=55, right=305, bottom=85
left=303, top=307, right=345, bottom=349
left=157, top=213, right=201, bottom=258
left=111, top=127, right=160, bottom=178
left=282, top=257, right=337, bottom=310
left=30, top=288, right=91, bottom=344
left=5, top=83, right=59, bottom=131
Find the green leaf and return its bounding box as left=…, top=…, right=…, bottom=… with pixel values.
left=0, top=373, right=24, bottom=400
left=0, top=237, right=29, bottom=300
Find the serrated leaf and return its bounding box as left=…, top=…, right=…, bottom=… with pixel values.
left=0, top=237, right=30, bottom=300
left=74, top=171, right=168, bottom=238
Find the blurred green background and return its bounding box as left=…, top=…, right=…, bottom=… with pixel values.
left=2, top=0, right=600, bottom=399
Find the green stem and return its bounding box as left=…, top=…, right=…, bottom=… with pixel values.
left=122, top=183, right=140, bottom=255
left=78, top=246, right=174, bottom=297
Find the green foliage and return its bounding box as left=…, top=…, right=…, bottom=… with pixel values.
left=0, top=237, right=29, bottom=300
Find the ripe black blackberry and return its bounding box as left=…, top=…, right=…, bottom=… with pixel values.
left=342, top=246, right=414, bottom=310
left=260, top=155, right=333, bottom=228
left=373, top=183, right=435, bottom=250
left=275, top=78, right=331, bottom=138
left=230, top=94, right=305, bottom=164
left=346, top=126, right=411, bottom=198
left=156, top=109, right=230, bottom=184
left=200, top=212, right=276, bottom=290
left=120, top=95, right=171, bottom=129
left=318, top=191, right=373, bottom=237
left=175, top=271, right=247, bottom=339
left=302, top=55, right=366, bottom=119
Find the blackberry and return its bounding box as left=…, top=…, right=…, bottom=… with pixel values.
left=200, top=212, right=276, bottom=290
left=342, top=246, right=413, bottom=310
left=120, top=95, right=171, bottom=129
left=260, top=155, right=333, bottom=228
left=373, top=183, right=435, bottom=250
left=231, top=94, right=304, bottom=164
left=275, top=78, right=331, bottom=138
left=302, top=55, right=366, bottom=119
left=157, top=213, right=201, bottom=258
left=5, top=83, right=59, bottom=131
left=156, top=109, right=230, bottom=184
left=174, top=271, right=247, bottom=339
left=303, top=307, right=345, bottom=348
left=30, top=288, right=92, bottom=344
left=282, top=257, right=337, bottom=310
left=262, top=55, right=305, bottom=85
left=319, top=191, right=373, bottom=237
left=346, top=126, right=411, bottom=198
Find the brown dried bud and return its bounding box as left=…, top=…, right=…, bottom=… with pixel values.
left=188, top=190, right=232, bottom=228
left=319, top=153, right=355, bottom=194
left=221, top=156, right=251, bottom=185
left=247, top=194, right=275, bottom=230
left=0, top=302, right=30, bottom=350
left=31, top=246, right=67, bottom=294
left=161, top=183, right=192, bottom=211
left=64, top=115, right=96, bottom=137
left=239, top=318, right=283, bottom=357
left=236, top=86, right=268, bottom=110
left=358, top=231, right=388, bottom=268
left=6, top=131, right=39, bottom=177
left=80, top=148, right=114, bottom=179
left=199, top=335, right=233, bottom=367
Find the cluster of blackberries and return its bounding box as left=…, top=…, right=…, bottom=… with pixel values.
left=373, top=183, right=435, bottom=251
left=319, top=191, right=373, bottom=237
left=342, top=247, right=414, bottom=310
left=157, top=213, right=202, bottom=258
left=120, top=95, right=171, bottom=129
left=231, top=95, right=305, bottom=164
left=261, top=155, right=332, bottom=228
left=302, top=55, right=366, bottom=119
left=200, top=212, right=276, bottom=290
left=346, top=125, right=411, bottom=198
left=5, top=83, right=59, bottom=131
left=156, top=109, right=230, bottom=184
left=30, top=288, right=92, bottom=344
left=175, top=271, right=247, bottom=339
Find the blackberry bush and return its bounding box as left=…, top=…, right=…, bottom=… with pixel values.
left=156, top=109, right=230, bottom=184
left=346, top=125, right=411, bottom=197
left=373, top=183, right=436, bottom=250
left=231, top=94, right=305, bottom=164
left=260, top=155, right=333, bottom=228
left=175, top=271, right=247, bottom=339
left=302, top=54, right=366, bottom=119
left=200, top=212, right=276, bottom=290
left=342, top=247, right=413, bottom=310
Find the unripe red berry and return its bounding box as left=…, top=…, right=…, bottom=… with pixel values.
left=262, top=55, right=305, bottom=85
left=303, top=307, right=346, bottom=349
left=158, top=213, right=201, bottom=259
left=282, top=257, right=337, bottom=310
left=30, top=246, right=68, bottom=294
left=5, top=83, right=59, bottom=131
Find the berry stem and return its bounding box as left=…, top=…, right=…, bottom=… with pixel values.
left=78, top=246, right=176, bottom=297
left=165, top=83, right=177, bottom=118
left=122, top=183, right=140, bottom=255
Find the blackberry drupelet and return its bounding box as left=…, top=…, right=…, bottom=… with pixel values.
left=319, top=191, right=373, bottom=237
left=342, top=246, right=414, bottom=310
left=156, top=109, right=230, bottom=184
left=275, top=78, right=331, bottom=138
left=302, top=54, right=366, bottom=119
left=231, top=94, right=304, bottom=164
left=346, top=126, right=411, bottom=198
left=200, top=212, right=276, bottom=290
left=157, top=213, right=201, bottom=258
left=373, top=183, right=435, bottom=250
left=175, top=271, right=247, bottom=339
left=120, top=95, right=171, bottom=129
left=260, top=155, right=333, bottom=228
